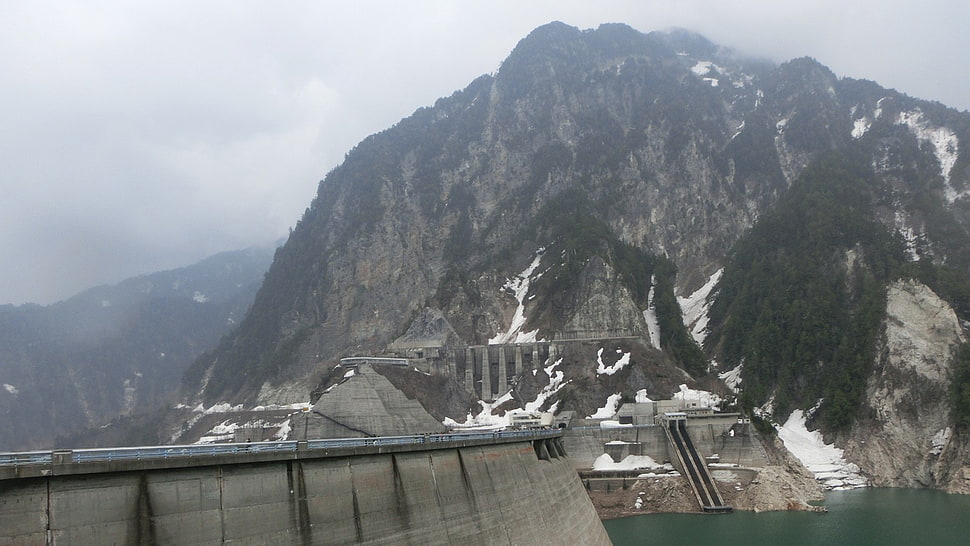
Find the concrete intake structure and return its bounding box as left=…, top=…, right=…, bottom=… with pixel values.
left=0, top=433, right=611, bottom=545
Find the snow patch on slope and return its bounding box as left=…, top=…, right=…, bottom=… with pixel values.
left=689, top=60, right=751, bottom=89
left=678, top=268, right=722, bottom=345
left=525, top=358, right=569, bottom=412
left=588, top=393, right=623, bottom=419
left=896, top=109, right=961, bottom=202
left=851, top=117, right=871, bottom=139
left=894, top=207, right=921, bottom=261
left=673, top=384, right=722, bottom=410
left=445, top=390, right=517, bottom=429
left=195, top=402, right=245, bottom=414
left=595, top=347, right=631, bottom=376
left=446, top=358, right=568, bottom=428
left=195, top=415, right=295, bottom=444
left=643, top=275, right=662, bottom=350
left=730, top=121, right=745, bottom=141
left=777, top=409, right=868, bottom=490
left=489, top=249, right=545, bottom=344
left=691, top=61, right=717, bottom=76
left=718, top=363, right=743, bottom=393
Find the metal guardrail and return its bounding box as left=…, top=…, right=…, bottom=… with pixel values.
left=0, top=429, right=561, bottom=469
left=0, top=451, right=53, bottom=466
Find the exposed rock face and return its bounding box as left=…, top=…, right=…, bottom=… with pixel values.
left=390, top=307, right=462, bottom=349
left=191, top=22, right=838, bottom=405
left=730, top=437, right=826, bottom=513
left=564, top=257, right=645, bottom=334
left=845, top=280, right=966, bottom=489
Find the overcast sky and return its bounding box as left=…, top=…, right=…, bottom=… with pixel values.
left=2, top=0, right=968, bottom=305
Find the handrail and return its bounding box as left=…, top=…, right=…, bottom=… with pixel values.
left=0, top=451, right=53, bottom=466
left=0, top=428, right=562, bottom=468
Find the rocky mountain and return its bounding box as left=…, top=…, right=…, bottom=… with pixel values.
left=179, top=23, right=970, bottom=491
left=0, top=245, right=275, bottom=450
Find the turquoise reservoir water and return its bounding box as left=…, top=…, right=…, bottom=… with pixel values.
left=603, top=488, right=970, bottom=545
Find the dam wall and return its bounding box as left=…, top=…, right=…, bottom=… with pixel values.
left=564, top=421, right=769, bottom=470
left=0, top=435, right=610, bottom=545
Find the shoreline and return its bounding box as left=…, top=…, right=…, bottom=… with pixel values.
left=586, top=457, right=828, bottom=519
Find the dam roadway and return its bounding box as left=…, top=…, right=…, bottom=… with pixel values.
left=0, top=429, right=611, bottom=545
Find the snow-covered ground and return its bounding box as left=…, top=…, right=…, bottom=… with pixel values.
left=894, top=208, right=921, bottom=261
left=525, top=358, right=568, bottom=412
left=588, top=393, right=623, bottom=419
left=851, top=116, right=871, bottom=139
left=896, top=109, right=961, bottom=203
left=195, top=416, right=297, bottom=444
left=598, top=420, right=633, bottom=428
left=672, top=383, right=723, bottom=410
left=718, top=363, right=743, bottom=393
left=690, top=60, right=719, bottom=77
left=643, top=275, right=662, bottom=350
left=776, top=409, right=868, bottom=490
left=595, top=347, right=631, bottom=376
left=593, top=453, right=667, bottom=471
left=489, top=249, right=545, bottom=344
left=688, top=60, right=752, bottom=89
left=445, top=391, right=515, bottom=429
left=677, top=268, right=722, bottom=346
left=171, top=401, right=310, bottom=444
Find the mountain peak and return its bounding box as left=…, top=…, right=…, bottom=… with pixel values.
left=653, top=27, right=719, bottom=57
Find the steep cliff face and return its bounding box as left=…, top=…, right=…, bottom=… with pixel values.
left=562, top=257, right=644, bottom=334
left=188, top=22, right=859, bottom=405
left=843, top=280, right=969, bottom=491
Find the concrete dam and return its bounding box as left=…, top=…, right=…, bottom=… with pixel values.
left=0, top=430, right=611, bottom=545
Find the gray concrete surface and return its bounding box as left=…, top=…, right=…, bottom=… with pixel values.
left=564, top=421, right=768, bottom=470
left=1, top=438, right=611, bottom=545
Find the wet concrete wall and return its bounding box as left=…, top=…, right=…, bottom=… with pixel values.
left=1, top=440, right=611, bottom=545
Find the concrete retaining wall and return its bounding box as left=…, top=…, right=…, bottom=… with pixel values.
left=0, top=441, right=610, bottom=545
left=564, top=422, right=768, bottom=470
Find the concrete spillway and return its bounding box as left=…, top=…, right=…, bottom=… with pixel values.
left=0, top=432, right=611, bottom=545
left=664, top=418, right=732, bottom=513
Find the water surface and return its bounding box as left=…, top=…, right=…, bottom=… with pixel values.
left=603, top=488, right=970, bottom=545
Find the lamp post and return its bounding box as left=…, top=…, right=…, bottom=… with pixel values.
left=302, top=406, right=310, bottom=440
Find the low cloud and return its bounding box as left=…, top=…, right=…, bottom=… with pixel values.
left=1, top=0, right=966, bottom=304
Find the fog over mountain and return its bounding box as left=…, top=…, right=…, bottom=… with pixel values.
left=2, top=1, right=968, bottom=305
left=0, top=245, right=275, bottom=450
